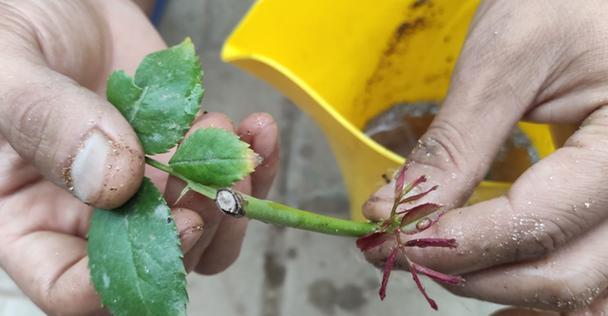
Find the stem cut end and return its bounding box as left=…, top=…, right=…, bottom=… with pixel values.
left=215, top=188, right=245, bottom=217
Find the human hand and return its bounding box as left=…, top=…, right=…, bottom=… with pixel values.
left=0, top=1, right=279, bottom=315
left=363, top=0, right=608, bottom=313
left=491, top=307, right=560, bottom=316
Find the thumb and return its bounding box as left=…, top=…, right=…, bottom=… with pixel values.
left=363, top=11, right=556, bottom=219
left=0, top=3, right=144, bottom=209
left=0, top=64, right=144, bottom=209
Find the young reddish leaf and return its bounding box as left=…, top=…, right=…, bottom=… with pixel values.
left=409, top=261, right=438, bottom=310
left=379, top=248, right=398, bottom=300
left=356, top=232, right=390, bottom=251
left=411, top=263, right=464, bottom=285
left=405, top=238, right=457, bottom=249
left=398, top=203, right=442, bottom=225
left=409, top=175, right=427, bottom=191
left=399, top=185, right=438, bottom=205
left=394, top=165, right=407, bottom=198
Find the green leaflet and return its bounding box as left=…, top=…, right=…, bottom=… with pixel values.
left=107, top=38, right=204, bottom=154
left=169, top=128, right=257, bottom=187
left=88, top=178, right=187, bottom=316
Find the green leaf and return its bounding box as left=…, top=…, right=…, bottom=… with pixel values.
left=107, top=38, right=204, bottom=154
left=88, top=178, right=187, bottom=316
left=169, top=128, right=257, bottom=186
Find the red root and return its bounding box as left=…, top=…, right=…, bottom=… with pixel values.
left=379, top=248, right=398, bottom=300
left=405, top=238, right=457, bottom=248
left=411, top=262, right=465, bottom=285
left=409, top=260, right=438, bottom=310
left=357, top=167, right=463, bottom=310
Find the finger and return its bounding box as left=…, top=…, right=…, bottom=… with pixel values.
left=132, top=0, right=156, bottom=15
left=0, top=222, right=201, bottom=316
left=0, top=231, right=101, bottom=316
left=164, top=112, right=238, bottom=270
left=363, top=2, right=558, bottom=221
left=93, top=0, right=167, bottom=78
left=195, top=179, right=250, bottom=275
left=196, top=113, right=279, bottom=274
left=570, top=291, right=608, bottom=316
left=445, top=204, right=608, bottom=312
left=170, top=207, right=204, bottom=272
left=236, top=112, right=280, bottom=198
left=491, top=308, right=558, bottom=316
left=0, top=2, right=144, bottom=209
left=366, top=105, right=608, bottom=275
left=171, top=208, right=204, bottom=254
left=0, top=62, right=145, bottom=209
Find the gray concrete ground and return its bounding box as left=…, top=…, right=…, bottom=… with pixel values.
left=0, top=1, right=504, bottom=315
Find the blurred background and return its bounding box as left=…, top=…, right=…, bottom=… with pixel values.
left=0, top=1, right=504, bottom=315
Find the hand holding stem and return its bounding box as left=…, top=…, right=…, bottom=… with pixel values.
left=364, top=0, right=608, bottom=313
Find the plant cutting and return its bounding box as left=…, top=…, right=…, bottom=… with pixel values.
left=88, top=38, right=462, bottom=316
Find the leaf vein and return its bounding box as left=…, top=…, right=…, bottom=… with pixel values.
left=128, top=86, right=150, bottom=123
left=170, top=157, right=248, bottom=165
left=123, top=215, right=152, bottom=315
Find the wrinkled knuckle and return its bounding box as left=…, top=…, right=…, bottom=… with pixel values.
left=538, top=210, right=583, bottom=245
left=0, top=4, right=36, bottom=50
left=464, top=1, right=559, bottom=73
left=6, top=85, right=57, bottom=161
left=411, top=120, right=468, bottom=176
left=494, top=1, right=556, bottom=47
left=507, top=194, right=571, bottom=259
left=514, top=216, right=567, bottom=260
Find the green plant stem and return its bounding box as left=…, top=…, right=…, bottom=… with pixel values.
left=146, top=157, right=378, bottom=237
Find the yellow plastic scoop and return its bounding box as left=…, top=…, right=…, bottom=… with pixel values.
left=222, top=0, right=558, bottom=221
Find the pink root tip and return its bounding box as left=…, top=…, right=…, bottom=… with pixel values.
left=412, top=263, right=464, bottom=285
left=409, top=261, right=438, bottom=310
left=379, top=248, right=398, bottom=301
